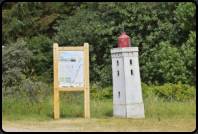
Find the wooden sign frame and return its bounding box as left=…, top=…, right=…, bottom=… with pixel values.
left=53, top=43, right=90, bottom=119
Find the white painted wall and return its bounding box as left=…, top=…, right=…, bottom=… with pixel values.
left=111, top=47, right=145, bottom=118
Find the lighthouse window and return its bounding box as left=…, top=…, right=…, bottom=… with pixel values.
left=131, top=70, right=133, bottom=75
left=117, top=71, right=119, bottom=76
left=130, top=59, right=132, bottom=65
left=118, top=91, right=120, bottom=98
left=117, top=60, right=119, bottom=66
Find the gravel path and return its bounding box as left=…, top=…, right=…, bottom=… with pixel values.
left=2, top=118, right=196, bottom=132
left=2, top=126, right=75, bottom=132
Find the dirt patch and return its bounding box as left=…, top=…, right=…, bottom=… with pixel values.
left=2, top=118, right=196, bottom=132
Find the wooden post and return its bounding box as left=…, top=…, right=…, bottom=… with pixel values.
left=84, top=43, right=90, bottom=118
left=53, top=43, right=59, bottom=119
left=53, top=43, right=90, bottom=119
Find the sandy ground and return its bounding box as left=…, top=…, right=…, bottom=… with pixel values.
left=2, top=118, right=196, bottom=132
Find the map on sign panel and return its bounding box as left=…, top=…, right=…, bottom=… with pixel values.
left=58, top=51, right=84, bottom=87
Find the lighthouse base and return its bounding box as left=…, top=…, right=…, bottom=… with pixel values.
left=113, top=103, right=145, bottom=118
left=126, top=103, right=145, bottom=118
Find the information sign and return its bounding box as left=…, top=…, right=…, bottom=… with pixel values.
left=53, top=43, right=90, bottom=119
left=58, top=51, right=84, bottom=87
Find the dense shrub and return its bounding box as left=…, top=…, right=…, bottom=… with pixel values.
left=2, top=74, right=51, bottom=103
left=142, top=82, right=196, bottom=101
left=2, top=38, right=52, bottom=103
left=99, top=86, right=113, bottom=100
left=90, top=84, right=113, bottom=100
left=18, top=79, right=50, bottom=103
left=90, top=83, right=102, bottom=100
left=89, top=81, right=196, bottom=101
left=142, top=31, right=196, bottom=86
left=24, top=35, right=53, bottom=83
left=141, top=82, right=154, bottom=98
left=2, top=38, right=33, bottom=89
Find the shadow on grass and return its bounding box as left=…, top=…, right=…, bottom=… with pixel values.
left=60, top=114, right=84, bottom=119
left=105, top=110, right=113, bottom=117
left=46, top=109, right=84, bottom=119
left=60, top=111, right=84, bottom=118
left=46, top=113, right=84, bottom=119
left=47, top=113, right=54, bottom=119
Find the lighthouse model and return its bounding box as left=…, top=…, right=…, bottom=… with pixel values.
left=110, top=24, right=145, bottom=118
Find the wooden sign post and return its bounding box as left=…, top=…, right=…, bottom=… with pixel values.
left=53, top=43, right=90, bottom=119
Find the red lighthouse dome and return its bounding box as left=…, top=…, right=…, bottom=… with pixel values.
left=118, top=32, right=131, bottom=47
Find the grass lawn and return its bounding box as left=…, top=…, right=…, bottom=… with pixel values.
left=2, top=95, right=196, bottom=132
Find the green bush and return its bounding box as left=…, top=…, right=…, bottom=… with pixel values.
left=2, top=75, right=51, bottom=103
left=90, top=83, right=112, bottom=100
left=141, top=82, right=154, bottom=98
left=2, top=38, right=33, bottom=91
left=98, top=86, right=113, bottom=100
left=142, top=31, right=196, bottom=86
left=18, top=78, right=50, bottom=103
left=89, top=81, right=195, bottom=102
left=24, top=35, right=53, bottom=83
left=2, top=38, right=52, bottom=103
left=142, top=81, right=196, bottom=101
left=90, top=83, right=102, bottom=100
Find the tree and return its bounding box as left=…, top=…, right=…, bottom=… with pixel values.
left=141, top=2, right=196, bottom=86
left=174, top=2, right=196, bottom=31
left=2, top=2, right=85, bottom=44
left=53, top=2, right=196, bottom=86
left=2, top=2, right=88, bottom=83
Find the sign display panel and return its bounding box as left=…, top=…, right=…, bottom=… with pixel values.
left=58, top=51, right=84, bottom=87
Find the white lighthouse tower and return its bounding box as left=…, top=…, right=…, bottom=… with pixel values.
left=110, top=24, right=145, bottom=118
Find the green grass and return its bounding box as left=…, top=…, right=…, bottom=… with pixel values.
left=2, top=94, right=196, bottom=121
left=143, top=95, right=196, bottom=119
left=2, top=97, right=54, bottom=121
